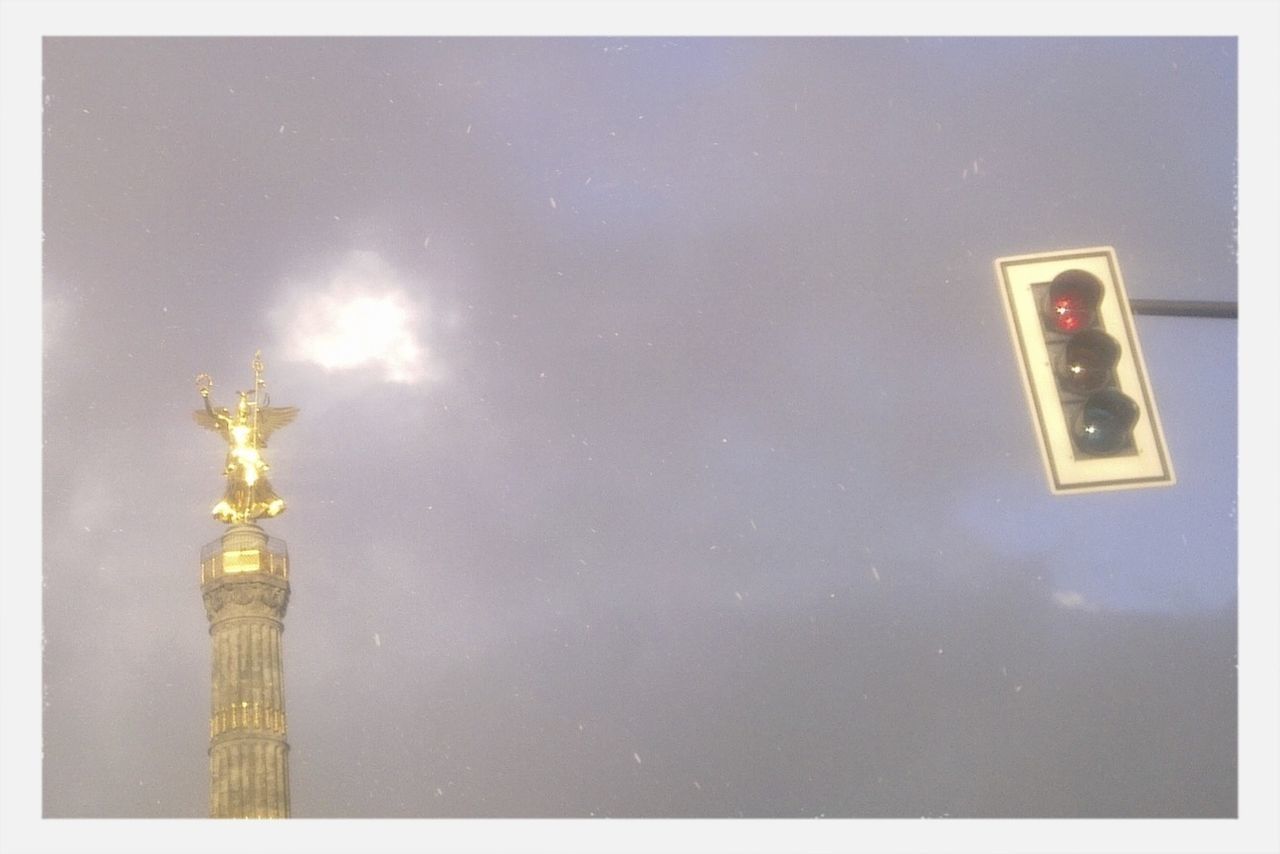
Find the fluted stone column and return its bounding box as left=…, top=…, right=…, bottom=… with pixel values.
left=200, top=523, right=291, bottom=818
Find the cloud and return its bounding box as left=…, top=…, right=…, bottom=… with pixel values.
left=1052, top=589, right=1102, bottom=613
left=272, top=251, right=439, bottom=384
left=43, top=292, right=74, bottom=353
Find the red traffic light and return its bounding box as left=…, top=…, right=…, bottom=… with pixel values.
left=1045, top=269, right=1104, bottom=334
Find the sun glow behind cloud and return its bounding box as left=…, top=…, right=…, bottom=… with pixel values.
left=274, top=251, right=438, bottom=384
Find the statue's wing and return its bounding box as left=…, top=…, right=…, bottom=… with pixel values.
left=256, top=406, right=299, bottom=446
left=193, top=407, right=229, bottom=433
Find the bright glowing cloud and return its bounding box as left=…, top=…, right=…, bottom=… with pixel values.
left=274, top=251, right=438, bottom=384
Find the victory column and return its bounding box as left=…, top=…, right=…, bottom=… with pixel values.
left=194, top=352, right=298, bottom=818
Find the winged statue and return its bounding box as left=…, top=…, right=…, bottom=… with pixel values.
left=193, top=352, right=299, bottom=525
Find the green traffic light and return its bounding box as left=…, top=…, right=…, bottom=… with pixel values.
left=1071, top=388, right=1140, bottom=456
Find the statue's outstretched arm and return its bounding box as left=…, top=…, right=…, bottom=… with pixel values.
left=204, top=392, right=231, bottom=428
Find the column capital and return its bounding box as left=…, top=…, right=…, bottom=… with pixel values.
left=202, top=575, right=290, bottom=623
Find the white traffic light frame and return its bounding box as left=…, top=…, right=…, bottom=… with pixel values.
left=995, top=246, right=1175, bottom=494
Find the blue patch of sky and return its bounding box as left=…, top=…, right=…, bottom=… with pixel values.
left=458, top=38, right=759, bottom=237
left=422, top=36, right=1238, bottom=615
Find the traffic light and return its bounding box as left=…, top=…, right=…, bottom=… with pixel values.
left=995, top=247, right=1174, bottom=494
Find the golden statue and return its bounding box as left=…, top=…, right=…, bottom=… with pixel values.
left=194, top=351, right=298, bottom=525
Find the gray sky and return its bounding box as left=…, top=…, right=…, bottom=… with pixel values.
left=38, top=35, right=1242, bottom=822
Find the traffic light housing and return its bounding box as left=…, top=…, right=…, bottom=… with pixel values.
left=995, top=247, right=1174, bottom=494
